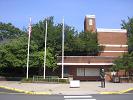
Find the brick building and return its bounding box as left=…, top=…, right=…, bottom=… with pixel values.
left=57, top=15, right=128, bottom=81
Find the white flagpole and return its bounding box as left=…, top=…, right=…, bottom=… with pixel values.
left=62, top=18, right=64, bottom=79
left=43, top=20, right=47, bottom=79
left=26, top=18, right=32, bottom=79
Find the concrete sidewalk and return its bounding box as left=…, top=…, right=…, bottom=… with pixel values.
left=0, top=81, right=133, bottom=95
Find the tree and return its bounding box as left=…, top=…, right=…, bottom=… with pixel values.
left=31, top=16, right=99, bottom=56
left=0, top=36, right=57, bottom=76
left=112, top=56, right=125, bottom=72
left=121, top=17, right=133, bottom=52
left=0, top=16, right=99, bottom=77
left=78, top=31, right=99, bottom=55
left=112, top=53, right=133, bottom=75
left=112, top=17, right=133, bottom=75
left=0, top=22, right=24, bottom=42
left=66, top=31, right=99, bottom=56
left=0, top=37, right=27, bottom=68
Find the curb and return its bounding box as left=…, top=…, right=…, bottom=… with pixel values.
left=1, top=85, right=133, bottom=95
left=100, top=88, right=133, bottom=94
left=0, top=86, right=51, bottom=95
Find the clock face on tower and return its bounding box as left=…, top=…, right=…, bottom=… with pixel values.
left=89, top=19, right=93, bottom=25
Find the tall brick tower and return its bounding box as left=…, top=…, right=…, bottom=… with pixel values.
left=84, top=15, right=96, bottom=32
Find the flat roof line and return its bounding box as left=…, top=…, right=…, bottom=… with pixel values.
left=57, top=56, right=118, bottom=58
left=97, top=28, right=127, bottom=33
left=57, top=63, right=114, bottom=65
left=85, top=15, right=95, bottom=18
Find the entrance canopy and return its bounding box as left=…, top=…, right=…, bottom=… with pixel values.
left=57, top=56, right=117, bottom=66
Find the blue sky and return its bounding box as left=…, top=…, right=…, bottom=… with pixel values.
left=0, top=0, right=133, bottom=32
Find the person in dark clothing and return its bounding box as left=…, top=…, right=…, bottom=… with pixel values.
left=100, top=68, right=105, bottom=88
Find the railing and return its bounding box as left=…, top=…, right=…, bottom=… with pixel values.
left=32, top=76, right=68, bottom=83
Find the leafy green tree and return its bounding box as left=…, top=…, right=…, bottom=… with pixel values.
left=112, top=53, right=133, bottom=75
left=31, top=16, right=99, bottom=56
left=121, top=17, right=133, bottom=52
left=0, top=16, right=99, bottom=77
left=111, top=17, right=133, bottom=75
left=112, top=57, right=124, bottom=72
left=66, top=31, right=99, bottom=56
left=0, top=22, right=24, bottom=42
left=0, top=36, right=57, bottom=76
left=78, top=31, right=99, bottom=55
left=29, top=47, right=57, bottom=69
left=31, top=17, right=76, bottom=54
left=0, top=36, right=35, bottom=68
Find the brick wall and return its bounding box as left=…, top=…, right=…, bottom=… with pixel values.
left=99, top=52, right=127, bottom=57
left=98, top=32, right=127, bottom=45
left=98, top=31, right=128, bottom=57
left=84, top=15, right=96, bottom=32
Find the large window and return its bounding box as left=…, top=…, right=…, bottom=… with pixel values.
left=77, top=68, right=100, bottom=76
left=77, top=68, right=84, bottom=76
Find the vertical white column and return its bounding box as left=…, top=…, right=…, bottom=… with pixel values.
left=44, top=20, right=47, bottom=79
left=62, top=18, right=64, bottom=79
left=26, top=18, right=32, bottom=79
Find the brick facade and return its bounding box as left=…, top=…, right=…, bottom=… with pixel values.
left=84, top=15, right=96, bottom=32
left=98, top=32, right=127, bottom=45
left=58, top=15, right=128, bottom=81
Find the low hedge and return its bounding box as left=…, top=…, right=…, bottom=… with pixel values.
left=21, top=76, right=69, bottom=83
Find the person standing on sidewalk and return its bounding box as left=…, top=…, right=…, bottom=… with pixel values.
left=100, top=68, right=105, bottom=88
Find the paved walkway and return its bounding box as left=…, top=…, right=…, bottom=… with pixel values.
left=0, top=81, right=133, bottom=95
